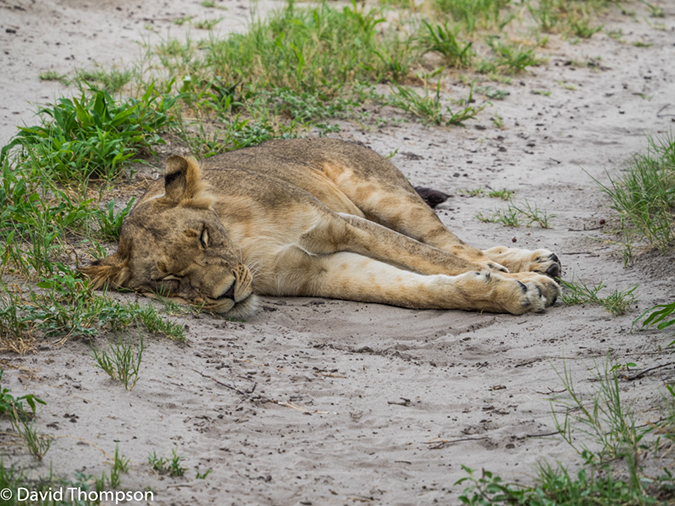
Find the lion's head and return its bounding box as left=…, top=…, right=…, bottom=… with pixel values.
left=80, top=155, right=258, bottom=318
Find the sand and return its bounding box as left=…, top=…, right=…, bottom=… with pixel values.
left=1, top=0, right=675, bottom=504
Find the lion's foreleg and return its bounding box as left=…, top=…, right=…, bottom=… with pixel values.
left=300, top=213, right=506, bottom=276
left=299, top=252, right=554, bottom=314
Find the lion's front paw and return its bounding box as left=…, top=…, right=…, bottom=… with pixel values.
left=462, top=270, right=560, bottom=314
left=503, top=272, right=560, bottom=313
left=483, top=246, right=561, bottom=279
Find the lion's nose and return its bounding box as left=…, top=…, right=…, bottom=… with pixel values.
left=216, top=280, right=236, bottom=301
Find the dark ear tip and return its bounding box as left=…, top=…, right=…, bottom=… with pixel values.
left=90, top=259, right=101, bottom=266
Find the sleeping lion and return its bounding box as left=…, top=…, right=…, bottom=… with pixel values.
left=81, top=138, right=561, bottom=317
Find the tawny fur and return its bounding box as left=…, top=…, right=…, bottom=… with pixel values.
left=80, top=138, right=561, bottom=317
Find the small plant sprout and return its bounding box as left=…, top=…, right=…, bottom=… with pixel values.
left=92, top=334, right=144, bottom=391
left=560, top=278, right=637, bottom=316
left=149, top=449, right=187, bottom=477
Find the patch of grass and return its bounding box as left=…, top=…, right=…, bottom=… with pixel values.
left=457, top=359, right=675, bottom=503
left=461, top=187, right=485, bottom=197
left=487, top=188, right=513, bottom=200
left=11, top=415, right=53, bottom=460
left=0, top=370, right=45, bottom=420
left=108, top=444, right=130, bottom=488
left=193, top=18, right=223, bottom=30
left=474, top=85, right=509, bottom=100
left=199, top=2, right=410, bottom=93
left=418, top=20, right=473, bottom=68
left=76, top=68, right=134, bottom=93
left=38, top=70, right=68, bottom=83
left=480, top=38, right=546, bottom=74
left=1, top=83, right=179, bottom=183
left=92, top=199, right=135, bottom=241
left=173, top=15, right=192, bottom=25
left=594, top=134, right=675, bottom=254
left=560, top=278, right=637, bottom=316
left=432, top=0, right=514, bottom=32
left=388, top=82, right=485, bottom=126
left=149, top=449, right=186, bottom=477
left=92, top=334, right=144, bottom=391
left=1, top=371, right=51, bottom=461
left=477, top=200, right=553, bottom=228
left=634, top=301, right=675, bottom=345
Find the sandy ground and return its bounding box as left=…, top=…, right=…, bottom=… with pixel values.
left=2, top=0, right=675, bottom=505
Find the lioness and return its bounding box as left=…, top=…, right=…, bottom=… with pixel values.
left=81, top=138, right=561, bottom=317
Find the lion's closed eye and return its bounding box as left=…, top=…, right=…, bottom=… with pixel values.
left=200, top=228, right=210, bottom=249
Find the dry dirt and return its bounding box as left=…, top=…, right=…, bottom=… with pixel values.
left=1, top=0, right=675, bottom=505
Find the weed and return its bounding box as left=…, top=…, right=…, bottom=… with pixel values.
left=108, top=444, right=130, bottom=488
left=512, top=200, right=554, bottom=228
left=490, top=114, right=504, bottom=129
left=638, top=0, right=664, bottom=18
left=481, top=38, right=546, bottom=74
left=481, top=207, right=521, bottom=226
left=149, top=449, right=186, bottom=477
left=174, top=15, right=192, bottom=25
left=76, top=68, right=134, bottom=93
left=432, top=0, right=513, bottom=32
left=193, top=18, right=222, bottom=30
left=38, top=70, right=68, bottom=83
left=196, top=468, right=213, bottom=479
left=92, top=199, right=135, bottom=241
left=474, top=85, right=509, bottom=100
left=92, top=334, right=144, bottom=391
left=1, top=83, right=179, bottom=183
left=388, top=82, right=485, bottom=126
left=418, top=20, right=473, bottom=68
left=487, top=188, right=513, bottom=200
left=0, top=370, right=45, bottom=419
left=11, top=414, right=53, bottom=460
left=461, top=187, right=485, bottom=197
left=477, top=200, right=553, bottom=228
left=457, top=357, right=675, bottom=504
left=594, top=134, right=675, bottom=253
left=560, top=278, right=637, bottom=316
left=634, top=301, right=675, bottom=345
left=135, top=304, right=185, bottom=342
left=570, top=17, right=603, bottom=39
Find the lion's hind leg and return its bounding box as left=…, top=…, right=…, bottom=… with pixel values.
left=296, top=252, right=557, bottom=314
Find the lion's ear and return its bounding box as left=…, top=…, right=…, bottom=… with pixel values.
left=164, top=155, right=209, bottom=203
left=79, top=252, right=132, bottom=290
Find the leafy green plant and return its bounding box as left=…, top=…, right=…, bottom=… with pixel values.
left=388, top=82, right=485, bottom=126
left=418, top=20, right=473, bottom=68
left=0, top=370, right=45, bottom=419
left=594, top=134, right=675, bottom=254
left=76, top=68, right=134, bottom=93
left=477, top=206, right=522, bottom=227
left=109, top=444, right=130, bottom=488
left=487, top=188, right=513, bottom=200
left=432, top=0, right=513, bottom=32
left=480, top=38, right=546, bottom=74
left=92, top=199, right=135, bottom=241
left=149, top=449, right=186, bottom=477
left=11, top=415, right=53, bottom=461
left=634, top=302, right=675, bottom=345
left=477, top=200, right=553, bottom=228
left=92, top=334, right=144, bottom=391
left=193, top=17, right=223, bottom=30
left=38, top=70, right=68, bottom=83
left=560, top=279, right=637, bottom=316
left=1, top=83, right=179, bottom=182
